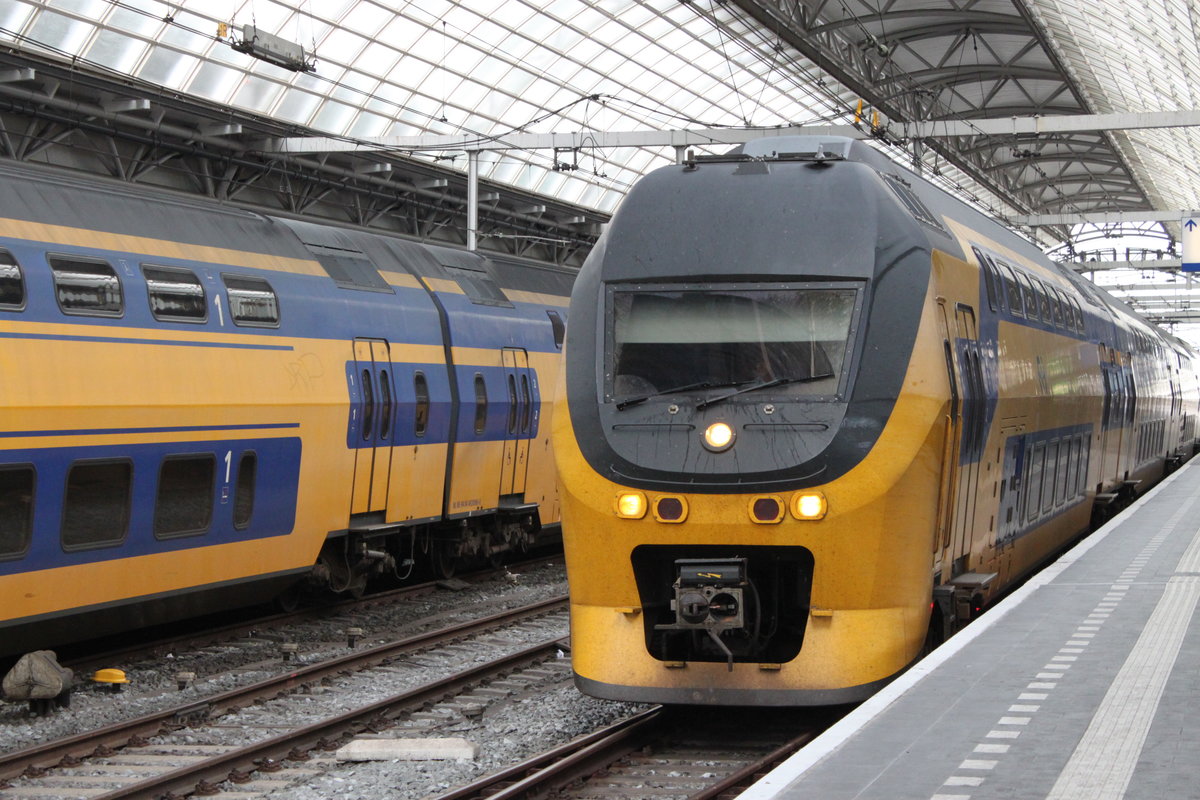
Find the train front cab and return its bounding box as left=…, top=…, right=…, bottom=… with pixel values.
left=556, top=142, right=959, bottom=705
left=557, top=274, right=955, bottom=705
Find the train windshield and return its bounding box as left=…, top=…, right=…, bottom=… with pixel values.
left=609, top=284, right=859, bottom=402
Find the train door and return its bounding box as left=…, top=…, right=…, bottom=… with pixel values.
left=952, top=305, right=985, bottom=575
left=499, top=348, right=532, bottom=497
left=1098, top=345, right=1124, bottom=488
left=350, top=338, right=394, bottom=516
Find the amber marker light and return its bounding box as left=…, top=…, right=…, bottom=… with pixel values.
left=614, top=491, right=648, bottom=519
left=703, top=421, right=735, bottom=452
left=653, top=496, right=688, bottom=523
left=749, top=495, right=785, bottom=524
left=791, top=491, right=828, bottom=520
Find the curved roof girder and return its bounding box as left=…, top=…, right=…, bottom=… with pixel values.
left=727, top=0, right=1153, bottom=225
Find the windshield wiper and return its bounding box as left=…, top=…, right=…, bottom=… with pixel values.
left=616, top=380, right=749, bottom=410
left=695, top=373, right=835, bottom=410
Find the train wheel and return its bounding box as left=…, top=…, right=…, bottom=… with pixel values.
left=274, top=583, right=304, bottom=613
left=432, top=543, right=457, bottom=579
left=920, top=605, right=945, bottom=658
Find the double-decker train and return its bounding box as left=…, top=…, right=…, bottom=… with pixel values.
left=0, top=160, right=573, bottom=658
left=553, top=135, right=1199, bottom=705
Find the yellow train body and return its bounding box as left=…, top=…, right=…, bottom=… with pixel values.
left=554, top=136, right=1198, bottom=705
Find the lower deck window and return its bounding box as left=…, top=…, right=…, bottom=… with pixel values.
left=234, top=452, right=256, bottom=530
left=62, top=460, right=131, bottom=549
left=0, top=466, right=34, bottom=559
left=155, top=455, right=215, bottom=538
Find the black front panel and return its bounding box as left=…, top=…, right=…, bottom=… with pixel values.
left=565, top=140, right=934, bottom=492
left=632, top=544, right=815, bottom=665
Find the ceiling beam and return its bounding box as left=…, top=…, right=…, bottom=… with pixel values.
left=264, top=109, right=1200, bottom=154
left=1065, top=258, right=1182, bottom=272
left=1013, top=210, right=1193, bottom=226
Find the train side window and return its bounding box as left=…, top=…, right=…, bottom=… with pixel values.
left=1077, top=436, right=1090, bottom=495
left=1036, top=282, right=1053, bottom=324
left=1042, top=442, right=1058, bottom=513
left=0, top=465, right=34, bottom=560
left=473, top=373, right=488, bottom=435
left=1064, top=438, right=1078, bottom=500
left=414, top=372, right=430, bottom=437
left=154, top=455, right=215, bottom=538
left=0, top=249, right=25, bottom=310
left=1069, top=297, right=1084, bottom=333
left=520, top=373, right=533, bottom=433
left=546, top=310, right=566, bottom=349
left=1018, top=273, right=1038, bottom=320
left=143, top=265, right=207, bottom=322
left=62, top=460, right=131, bottom=550
left=506, top=374, right=518, bottom=435
left=379, top=369, right=393, bottom=442
left=49, top=255, right=123, bottom=317
left=361, top=369, right=375, bottom=441
left=234, top=452, right=256, bottom=530
left=222, top=274, right=280, bottom=327
left=973, top=249, right=998, bottom=311
left=1054, top=441, right=1070, bottom=505
left=1000, top=264, right=1023, bottom=316
left=1025, top=443, right=1044, bottom=523
left=1050, top=288, right=1066, bottom=329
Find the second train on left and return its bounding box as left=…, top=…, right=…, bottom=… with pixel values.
left=0, top=160, right=573, bottom=657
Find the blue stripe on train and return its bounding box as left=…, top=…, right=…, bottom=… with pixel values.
left=0, top=436, right=302, bottom=575
left=1, top=237, right=563, bottom=354
left=0, top=423, right=299, bottom=439
left=343, top=361, right=542, bottom=449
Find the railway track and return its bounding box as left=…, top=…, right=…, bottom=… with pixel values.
left=0, top=596, right=571, bottom=799
left=433, top=706, right=833, bottom=800
left=56, top=553, right=564, bottom=678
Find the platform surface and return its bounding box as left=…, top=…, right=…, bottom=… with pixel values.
left=741, top=459, right=1200, bottom=800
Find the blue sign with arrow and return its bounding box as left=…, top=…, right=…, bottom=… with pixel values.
left=1185, top=216, right=1200, bottom=271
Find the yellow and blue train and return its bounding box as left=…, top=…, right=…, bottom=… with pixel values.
left=0, top=161, right=573, bottom=657
left=553, top=135, right=1199, bottom=705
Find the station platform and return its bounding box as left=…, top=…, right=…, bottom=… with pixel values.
left=740, top=459, right=1200, bottom=800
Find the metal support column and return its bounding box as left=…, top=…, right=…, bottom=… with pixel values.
left=467, top=150, right=479, bottom=251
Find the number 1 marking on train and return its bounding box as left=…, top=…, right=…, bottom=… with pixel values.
left=225, top=450, right=232, bottom=483
left=214, top=295, right=225, bottom=326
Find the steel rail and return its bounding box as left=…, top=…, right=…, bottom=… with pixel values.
left=63, top=553, right=564, bottom=672
left=0, top=594, right=567, bottom=783
left=431, top=708, right=824, bottom=800
left=432, top=706, right=666, bottom=800
left=88, top=637, right=568, bottom=800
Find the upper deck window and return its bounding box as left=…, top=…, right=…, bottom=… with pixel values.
left=144, top=265, right=207, bottom=322
left=0, top=249, right=25, bottom=310
left=443, top=265, right=513, bottom=308
left=609, top=283, right=860, bottom=402
left=305, top=243, right=393, bottom=293
left=881, top=173, right=948, bottom=235
left=49, top=255, right=123, bottom=317
left=222, top=274, right=280, bottom=327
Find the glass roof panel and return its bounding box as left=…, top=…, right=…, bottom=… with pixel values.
left=8, top=0, right=1199, bottom=341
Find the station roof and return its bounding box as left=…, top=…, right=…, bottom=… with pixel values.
left=4, top=0, right=1199, bottom=338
